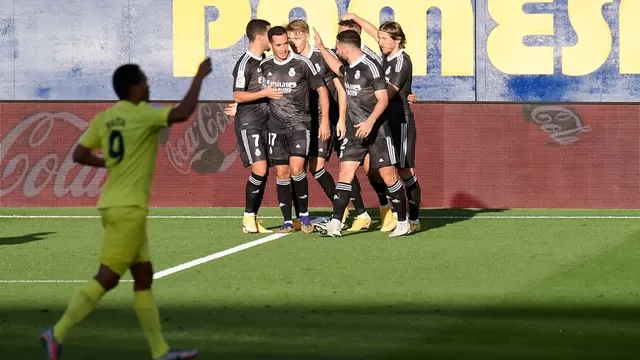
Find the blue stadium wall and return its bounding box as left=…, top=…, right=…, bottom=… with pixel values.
left=0, top=0, right=639, bottom=102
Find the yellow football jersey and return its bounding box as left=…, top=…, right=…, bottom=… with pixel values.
left=78, top=101, right=172, bottom=210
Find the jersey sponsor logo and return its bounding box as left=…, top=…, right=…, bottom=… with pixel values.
left=0, top=111, right=107, bottom=198
left=164, top=103, right=238, bottom=174
left=266, top=80, right=297, bottom=94
left=345, top=83, right=362, bottom=96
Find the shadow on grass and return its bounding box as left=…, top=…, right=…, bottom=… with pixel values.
left=2, top=303, right=637, bottom=360
left=0, top=232, right=56, bottom=246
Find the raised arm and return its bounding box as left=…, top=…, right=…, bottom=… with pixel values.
left=167, top=58, right=212, bottom=125
left=343, top=13, right=379, bottom=40
left=313, top=28, right=345, bottom=77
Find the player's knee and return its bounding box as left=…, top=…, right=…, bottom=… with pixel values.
left=378, top=167, right=398, bottom=186
left=308, top=157, right=323, bottom=173
left=95, top=264, right=121, bottom=291
left=290, top=165, right=305, bottom=177
left=251, top=162, right=268, bottom=177
left=398, top=168, right=414, bottom=180
left=130, top=262, right=153, bottom=290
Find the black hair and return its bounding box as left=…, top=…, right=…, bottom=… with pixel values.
left=246, top=19, right=271, bottom=41
left=338, top=19, right=361, bottom=31
left=336, top=30, right=361, bottom=48
left=112, top=64, right=144, bottom=100
left=267, top=26, right=288, bottom=41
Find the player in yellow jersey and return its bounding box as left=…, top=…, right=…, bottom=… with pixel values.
left=40, top=58, right=212, bottom=360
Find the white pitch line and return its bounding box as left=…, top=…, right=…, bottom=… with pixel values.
left=2, top=214, right=640, bottom=220
left=153, top=232, right=290, bottom=279
left=1, top=233, right=289, bottom=284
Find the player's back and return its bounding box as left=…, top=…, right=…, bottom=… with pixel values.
left=83, top=101, right=170, bottom=210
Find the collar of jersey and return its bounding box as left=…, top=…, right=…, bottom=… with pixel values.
left=386, top=48, right=405, bottom=61
left=116, top=100, right=141, bottom=107
left=302, top=44, right=315, bottom=59
left=274, top=52, right=294, bottom=65
left=350, top=54, right=367, bottom=68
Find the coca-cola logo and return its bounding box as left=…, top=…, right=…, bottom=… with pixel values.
left=523, top=105, right=592, bottom=145
left=0, top=112, right=108, bottom=198
left=162, top=103, right=238, bottom=174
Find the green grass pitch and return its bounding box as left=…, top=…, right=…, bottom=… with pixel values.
left=1, top=207, right=640, bottom=359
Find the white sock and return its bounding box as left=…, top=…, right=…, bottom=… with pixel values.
left=244, top=212, right=255, bottom=217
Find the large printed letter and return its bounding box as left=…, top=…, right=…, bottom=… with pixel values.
left=347, top=0, right=474, bottom=76
left=173, top=0, right=250, bottom=77
left=256, top=0, right=338, bottom=51
left=487, top=0, right=554, bottom=75
left=562, top=0, right=613, bottom=76
left=620, top=0, right=640, bottom=74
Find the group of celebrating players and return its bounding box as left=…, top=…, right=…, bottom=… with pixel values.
left=230, top=14, right=422, bottom=238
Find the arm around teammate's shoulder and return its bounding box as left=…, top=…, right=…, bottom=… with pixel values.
left=167, top=58, right=212, bottom=125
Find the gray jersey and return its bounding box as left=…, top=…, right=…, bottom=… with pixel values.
left=341, top=54, right=390, bottom=139
left=361, top=44, right=383, bottom=65
left=260, top=53, right=325, bottom=132
left=232, top=51, right=269, bottom=131
left=306, top=47, right=339, bottom=123
left=383, top=49, right=414, bottom=124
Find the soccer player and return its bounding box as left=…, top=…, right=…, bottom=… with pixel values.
left=260, top=26, right=331, bottom=233
left=40, top=59, right=212, bottom=360
left=313, top=29, right=411, bottom=237
left=286, top=19, right=372, bottom=231
left=342, top=14, right=422, bottom=233
left=232, top=19, right=283, bottom=234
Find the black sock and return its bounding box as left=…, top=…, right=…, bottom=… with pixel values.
left=292, top=172, right=309, bottom=215
left=252, top=170, right=268, bottom=214
left=350, top=175, right=367, bottom=216
left=290, top=181, right=300, bottom=218
left=369, top=176, right=390, bottom=207
left=387, top=180, right=407, bottom=222
left=245, top=172, right=266, bottom=214
left=313, top=168, right=335, bottom=201
left=403, top=175, right=421, bottom=221
left=276, top=178, right=293, bottom=222
left=333, top=182, right=352, bottom=222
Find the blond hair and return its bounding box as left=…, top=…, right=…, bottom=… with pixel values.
left=286, top=19, right=310, bottom=36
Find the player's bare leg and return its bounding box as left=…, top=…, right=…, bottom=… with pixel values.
left=378, top=166, right=410, bottom=237
left=130, top=262, right=197, bottom=360
left=398, top=167, right=421, bottom=233
left=275, top=164, right=295, bottom=232
left=243, top=160, right=272, bottom=234
left=364, top=153, right=395, bottom=231
left=41, top=265, right=119, bottom=360
left=290, top=156, right=313, bottom=234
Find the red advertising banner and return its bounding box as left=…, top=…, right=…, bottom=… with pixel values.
left=0, top=102, right=638, bottom=209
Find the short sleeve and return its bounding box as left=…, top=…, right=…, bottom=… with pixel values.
left=232, top=56, right=251, bottom=92
left=143, top=103, right=172, bottom=129
left=388, top=55, right=412, bottom=89
left=78, top=115, right=102, bottom=150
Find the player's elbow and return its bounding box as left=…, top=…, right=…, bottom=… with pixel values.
left=233, top=92, right=243, bottom=103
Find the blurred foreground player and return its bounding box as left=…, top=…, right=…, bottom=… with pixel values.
left=232, top=19, right=282, bottom=234
left=40, top=59, right=212, bottom=360
left=313, top=29, right=410, bottom=237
